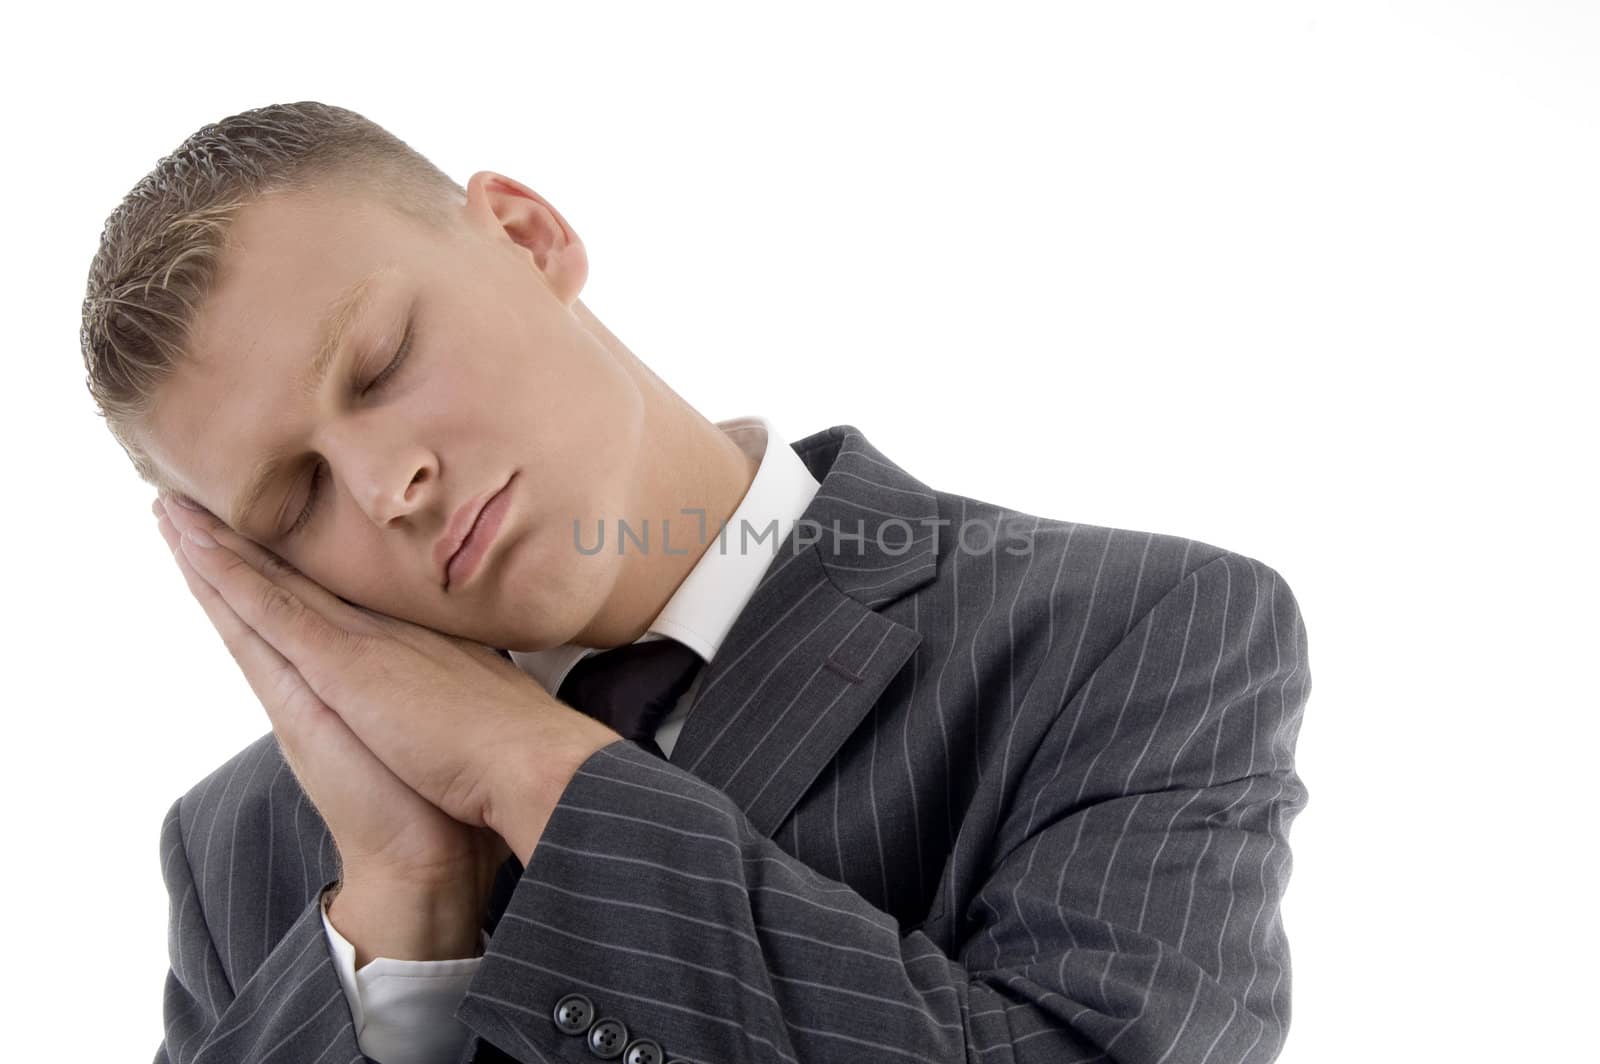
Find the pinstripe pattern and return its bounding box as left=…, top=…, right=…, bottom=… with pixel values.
left=154, top=423, right=1311, bottom=1063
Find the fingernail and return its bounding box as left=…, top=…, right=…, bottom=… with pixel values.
left=173, top=495, right=204, bottom=511
left=151, top=499, right=164, bottom=519
left=184, top=526, right=218, bottom=549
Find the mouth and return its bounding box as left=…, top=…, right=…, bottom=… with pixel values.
left=438, top=472, right=518, bottom=592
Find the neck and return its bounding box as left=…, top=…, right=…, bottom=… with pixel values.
left=565, top=301, right=760, bottom=649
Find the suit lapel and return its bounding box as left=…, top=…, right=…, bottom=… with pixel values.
left=668, top=424, right=941, bottom=837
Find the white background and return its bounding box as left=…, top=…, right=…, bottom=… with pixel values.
left=5, top=1, right=1595, bottom=1059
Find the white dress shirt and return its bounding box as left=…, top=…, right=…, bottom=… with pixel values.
left=319, top=414, right=821, bottom=1064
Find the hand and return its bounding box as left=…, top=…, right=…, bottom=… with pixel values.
left=153, top=495, right=515, bottom=903
left=154, top=493, right=622, bottom=861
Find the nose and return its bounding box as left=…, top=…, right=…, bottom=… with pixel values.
left=362, top=462, right=434, bottom=526
left=323, top=426, right=438, bottom=527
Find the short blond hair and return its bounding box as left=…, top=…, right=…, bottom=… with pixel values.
left=78, top=100, right=465, bottom=490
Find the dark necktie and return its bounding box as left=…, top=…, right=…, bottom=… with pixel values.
left=555, top=637, right=704, bottom=760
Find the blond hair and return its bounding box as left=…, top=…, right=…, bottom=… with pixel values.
left=78, top=101, right=465, bottom=490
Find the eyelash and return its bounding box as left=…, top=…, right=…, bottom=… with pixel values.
left=286, top=320, right=416, bottom=537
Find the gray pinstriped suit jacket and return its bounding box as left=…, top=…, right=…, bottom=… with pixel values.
left=155, top=422, right=1312, bottom=1064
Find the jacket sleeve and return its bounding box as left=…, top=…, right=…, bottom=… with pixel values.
left=154, top=795, right=372, bottom=1064
left=453, top=550, right=1312, bottom=1063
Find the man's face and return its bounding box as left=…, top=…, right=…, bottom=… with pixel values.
left=139, top=175, right=647, bottom=651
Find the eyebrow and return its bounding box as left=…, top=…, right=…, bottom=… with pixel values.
left=227, top=267, right=386, bottom=533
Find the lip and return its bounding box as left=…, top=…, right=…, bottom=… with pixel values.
left=437, top=473, right=516, bottom=591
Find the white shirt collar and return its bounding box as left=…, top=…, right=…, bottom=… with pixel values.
left=508, top=415, right=822, bottom=695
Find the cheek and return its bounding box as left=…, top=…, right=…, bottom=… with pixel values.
left=442, top=325, right=523, bottom=403
left=296, top=552, right=360, bottom=605
left=296, top=537, right=395, bottom=610
left=319, top=568, right=432, bottom=628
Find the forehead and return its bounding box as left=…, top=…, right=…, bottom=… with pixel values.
left=141, top=191, right=417, bottom=530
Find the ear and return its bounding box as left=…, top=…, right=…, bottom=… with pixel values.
left=463, top=170, right=589, bottom=304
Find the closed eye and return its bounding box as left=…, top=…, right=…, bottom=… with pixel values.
left=286, top=313, right=417, bottom=537
left=362, top=316, right=415, bottom=395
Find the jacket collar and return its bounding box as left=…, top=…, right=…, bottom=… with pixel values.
left=667, top=423, right=940, bottom=836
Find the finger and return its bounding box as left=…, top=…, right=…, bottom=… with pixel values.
left=164, top=503, right=364, bottom=690
left=156, top=508, right=414, bottom=831
left=155, top=507, right=323, bottom=738
left=158, top=493, right=384, bottom=637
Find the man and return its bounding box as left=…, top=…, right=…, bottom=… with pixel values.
left=82, top=102, right=1312, bottom=1064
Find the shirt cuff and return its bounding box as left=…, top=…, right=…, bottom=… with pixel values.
left=319, top=886, right=490, bottom=1064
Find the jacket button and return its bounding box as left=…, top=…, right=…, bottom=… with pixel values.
left=622, top=1037, right=664, bottom=1064
left=587, top=1017, right=630, bottom=1058
left=551, top=993, right=594, bottom=1035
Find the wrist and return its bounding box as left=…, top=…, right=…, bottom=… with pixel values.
left=325, top=877, right=486, bottom=967
left=488, top=728, right=620, bottom=865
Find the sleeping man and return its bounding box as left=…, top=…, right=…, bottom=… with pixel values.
left=80, top=100, right=1313, bottom=1064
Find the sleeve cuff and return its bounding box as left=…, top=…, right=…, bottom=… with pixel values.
left=319, top=886, right=488, bottom=1064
